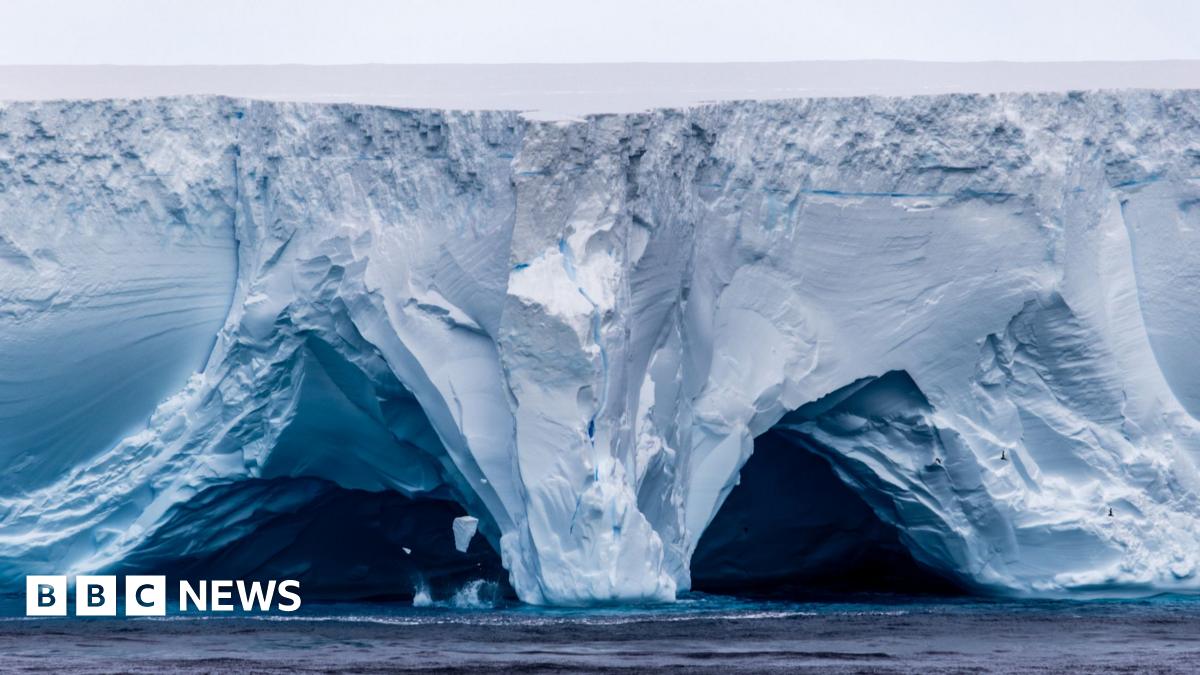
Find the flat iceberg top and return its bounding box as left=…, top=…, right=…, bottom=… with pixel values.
left=1, top=61, right=1199, bottom=119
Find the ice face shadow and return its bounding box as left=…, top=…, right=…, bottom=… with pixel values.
left=110, top=477, right=509, bottom=602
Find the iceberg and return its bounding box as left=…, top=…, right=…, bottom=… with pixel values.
left=2, top=90, right=1200, bottom=605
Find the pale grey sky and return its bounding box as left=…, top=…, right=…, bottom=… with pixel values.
left=1, top=0, right=1198, bottom=64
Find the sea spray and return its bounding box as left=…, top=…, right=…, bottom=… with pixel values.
left=450, top=580, right=501, bottom=609
left=412, top=577, right=432, bottom=608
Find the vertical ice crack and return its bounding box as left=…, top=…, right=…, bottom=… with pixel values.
left=558, top=235, right=609, bottom=481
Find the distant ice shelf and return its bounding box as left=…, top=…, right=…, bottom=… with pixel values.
left=2, top=62, right=1200, bottom=119
left=2, top=87, right=1200, bottom=605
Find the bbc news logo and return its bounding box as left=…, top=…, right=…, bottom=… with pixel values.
left=26, top=576, right=301, bottom=616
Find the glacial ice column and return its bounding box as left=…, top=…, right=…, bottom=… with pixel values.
left=495, top=115, right=705, bottom=603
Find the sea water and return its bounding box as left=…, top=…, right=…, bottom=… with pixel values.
left=2, top=591, right=1199, bottom=672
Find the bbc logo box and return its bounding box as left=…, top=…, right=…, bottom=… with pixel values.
left=25, top=576, right=66, bottom=616
left=26, top=575, right=166, bottom=616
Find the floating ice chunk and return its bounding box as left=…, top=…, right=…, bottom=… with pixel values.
left=452, top=516, right=479, bottom=553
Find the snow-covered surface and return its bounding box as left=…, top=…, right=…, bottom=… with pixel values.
left=1, top=62, right=1200, bottom=119
left=2, top=86, right=1200, bottom=605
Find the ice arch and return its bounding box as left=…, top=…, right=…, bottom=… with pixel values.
left=690, top=371, right=982, bottom=595
left=0, top=101, right=525, bottom=590
left=691, top=419, right=959, bottom=597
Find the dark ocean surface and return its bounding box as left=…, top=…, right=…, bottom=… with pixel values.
left=1, top=593, right=1198, bottom=673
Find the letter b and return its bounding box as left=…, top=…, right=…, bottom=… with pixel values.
left=26, top=576, right=66, bottom=616
left=75, top=575, right=116, bottom=616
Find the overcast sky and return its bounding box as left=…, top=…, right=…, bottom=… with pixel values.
left=2, top=0, right=1197, bottom=64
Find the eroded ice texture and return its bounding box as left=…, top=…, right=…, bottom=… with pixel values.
left=3, top=92, right=1200, bottom=604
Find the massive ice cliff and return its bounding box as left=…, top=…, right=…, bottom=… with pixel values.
left=3, top=91, right=1200, bottom=604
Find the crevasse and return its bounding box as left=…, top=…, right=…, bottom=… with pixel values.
left=2, top=91, right=1200, bottom=604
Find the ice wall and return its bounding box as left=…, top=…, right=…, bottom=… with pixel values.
left=2, top=91, right=1200, bottom=604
